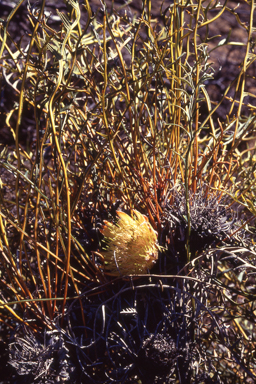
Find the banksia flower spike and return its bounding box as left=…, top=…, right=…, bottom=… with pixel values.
left=101, top=210, right=158, bottom=276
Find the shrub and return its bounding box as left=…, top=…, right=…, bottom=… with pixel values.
left=0, top=0, right=256, bottom=382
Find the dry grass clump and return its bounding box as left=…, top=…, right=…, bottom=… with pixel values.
left=101, top=210, right=158, bottom=275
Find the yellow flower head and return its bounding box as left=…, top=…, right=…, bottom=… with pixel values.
left=101, top=210, right=158, bottom=276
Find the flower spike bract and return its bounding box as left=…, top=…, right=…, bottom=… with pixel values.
left=101, top=210, right=158, bottom=276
